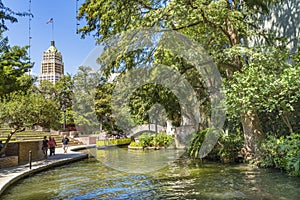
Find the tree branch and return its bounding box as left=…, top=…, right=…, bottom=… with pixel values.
left=0, top=126, right=25, bottom=156
left=200, top=9, right=233, bottom=46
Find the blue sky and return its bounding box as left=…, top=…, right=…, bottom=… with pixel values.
left=3, top=0, right=98, bottom=76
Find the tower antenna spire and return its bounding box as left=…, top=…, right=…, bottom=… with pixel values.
left=51, top=18, right=54, bottom=41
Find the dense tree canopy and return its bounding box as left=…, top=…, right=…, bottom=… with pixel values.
left=37, top=75, right=75, bottom=128
left=0, top=91, right=60, bottom=155
left=72, top=66, right=100, bottom=133
left=0, top=1, right=33, bottom=97
left=0, top=1, right=43, bottom=154
left=77, top=0, right=299, bottom=160
left=0, top=44, right=33, bottom=97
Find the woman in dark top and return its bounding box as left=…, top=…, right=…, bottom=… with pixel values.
left=48, top=136, right=57, bottom=156
left=42, top=136, right=48, bottom=158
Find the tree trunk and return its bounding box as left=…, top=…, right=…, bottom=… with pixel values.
left=241, top=110, right=263, bottom=159
left=281, top=113, right=293, bottom=134
left=0, top=127, right=25, bottom=156
left=0, top=129, right=16, bottom=156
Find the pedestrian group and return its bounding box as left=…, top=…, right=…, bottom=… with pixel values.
left=42, top=135, right=69, bottom=159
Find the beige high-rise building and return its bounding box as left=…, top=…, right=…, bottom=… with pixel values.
left=39, top=40, right=64, bottom=83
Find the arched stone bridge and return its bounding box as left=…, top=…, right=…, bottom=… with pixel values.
left=127, top=124, right=165, bottom=137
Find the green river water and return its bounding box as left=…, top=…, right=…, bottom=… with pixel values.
left=1, top=148, right=300, bottom=200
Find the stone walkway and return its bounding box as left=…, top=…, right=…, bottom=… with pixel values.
left=0, top=145, right=95, bottom=196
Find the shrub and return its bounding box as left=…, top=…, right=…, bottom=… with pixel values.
left=187, top=129, right=208, bottom=159
left=259, top=134, right=300, bottom=176
left=129, top=141, right=143, bottom=147
left=138, top=132, right=173, bottom=148
left=187, top=128, right=243, bottom=162
left=96, top=138, right=131, bottom=146
left=139, top=132, right=154, bottom=147
left=110, top=138, right=131, bottom=145
left=217, top=130, right=244, bottom=162
left=153, top=133, right=174, bottom=147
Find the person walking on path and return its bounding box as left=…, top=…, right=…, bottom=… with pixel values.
left=62, top=135, right=69, bottom=153
left=48, top=136, right=57, bottom=156
left=42, top=136, right=49, bottom=159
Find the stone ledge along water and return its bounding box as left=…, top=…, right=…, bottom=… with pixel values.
left=0, top=145, right=92, bottom=196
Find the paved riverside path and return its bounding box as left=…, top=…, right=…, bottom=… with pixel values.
left=0, top=145, right=94, bottom=196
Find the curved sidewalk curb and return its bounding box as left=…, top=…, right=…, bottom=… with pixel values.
left=0, top=145, right=95, bottom=196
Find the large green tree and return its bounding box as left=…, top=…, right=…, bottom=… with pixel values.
left=94, top=80, right=114, bottom=131
left=72, top=66, right=101, bottom=133
left=0, top=44, right=33, bottom=97
left=37, top=74, right=75, bottom=130
left=78, top=0, right=292, bottom=158
left=226, top=47, right=300, bottom=134
left=0, top=92, right=60, bottom=155
left=0, top=1, right=57, bottom=155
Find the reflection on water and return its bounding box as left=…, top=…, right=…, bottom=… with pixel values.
left=1, top=148, right=300, bottom=200
left=94, top=147, right=184, bottom=173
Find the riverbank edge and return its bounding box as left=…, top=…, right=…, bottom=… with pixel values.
left=0, top=145, right=96, bottom=196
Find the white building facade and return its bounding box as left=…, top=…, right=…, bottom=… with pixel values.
left=39, top=40, right=64, bottom=83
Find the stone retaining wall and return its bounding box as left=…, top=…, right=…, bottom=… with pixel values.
left=75, top=135, right=98, bottom=145
left=0, top=141, right=44, bottom=168
left=18, top=141, right=43, bottom=165
left=0, top=156, right=18, bottom=168
left=60, top=131, right=69, bottom=136
left=5, top=143, right=19, bottom=157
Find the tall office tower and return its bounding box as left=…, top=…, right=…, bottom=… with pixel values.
left=39, top=40, right=64, bottom=83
